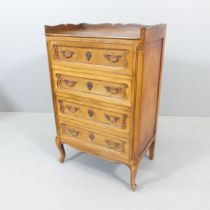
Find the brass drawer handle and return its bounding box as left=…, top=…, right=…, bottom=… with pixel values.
left=87, top=82, right=93, bottom=90
left=67, top=106, right=79, bottom=113
left=61, top=50, right=74, bottom=58
left=104, top=54, right=122, bottom=63
left=88, top=109, right=94, bottom=117
left=66, top=128, right=80, bottom=137
left=89, top=133, right=95, bottom=141
left=104, top=84, right=128, bottom=95
left=63, top=79, right=77, bottom=87
left=104, top=114, right=120, bottom=123
left=58, top=100, right=79, bottom=114
left=60, top=123, right=80, bottom=137
left=105, top=139, right=125, bottom=152
left=56, top=74, right=77, bottom=88
left=86, top=51, right=92, bottom=61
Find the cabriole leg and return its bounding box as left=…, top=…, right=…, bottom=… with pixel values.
left=55, top=136, right=65, bottom=163
left=129, top=161, right=138, bottom=191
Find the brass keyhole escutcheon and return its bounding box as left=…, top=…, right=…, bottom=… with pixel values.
left=87, top=82, right=93, bottom=90
left=89, top=133, right=95, bottom=141
left=86, top=51, right=92, bottom=61
left=88, top=109, right=94, bottom=117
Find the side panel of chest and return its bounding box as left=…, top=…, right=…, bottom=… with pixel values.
left=132, top=39, right=165, bottom=160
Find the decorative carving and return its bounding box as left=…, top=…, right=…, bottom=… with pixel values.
left=56, top=73, right=61, bottom=87
left=137, top=45, right=144, bottom=51
left=53, top=45, right=59, bottom=59
left=104, top=84, right=128, bottom=97
left=87, top=82, right=93, bottom=90
left=85, top=51, right=92, bottom=61
left=88, top=109, right=94, bottom=117
left=89, top=133, right=95, bottom=141
left=58, top=99, right=65, bottom=113
left=105, top=139, right=125, bottom=153
left=60, top=123, right=80, bottom=138
left=56, top=74, right=77, bottom=89
left=124, top=50, right=129, bottom=67
left=61, top=50, right=74, bottom=59
left=121, top=114, right=128, bottom=128
left=60, top=123, right=66, bottom=134
left=104, top=114, right=120, bottom=123
left=104, top=54, right=122, bottom=63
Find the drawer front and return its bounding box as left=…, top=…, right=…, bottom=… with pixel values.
left=57, top=97, right=130, bottom=133
left=54, top=72, right=131, bottom=102
left=59, top=122, right=129, bottom=157
left=50, top=40, right=134, bottom=75
left=54, top=45, right=128, bottom=67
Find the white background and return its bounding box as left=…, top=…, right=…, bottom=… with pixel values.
left=0, top=0, right=210, bottom=116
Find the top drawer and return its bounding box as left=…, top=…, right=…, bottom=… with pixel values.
left=49, top=40, right=134, bottom=76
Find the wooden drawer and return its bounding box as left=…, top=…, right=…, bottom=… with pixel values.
left=59, top=121, right=129, bottom=159
left=50, top=40, right=134, bottom=76
left=56, top=96, right=131, bottom=134
left=53, top=72, right=131, bottom=105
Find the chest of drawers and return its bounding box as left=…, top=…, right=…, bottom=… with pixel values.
left=45, top=23, right=166, bottom=191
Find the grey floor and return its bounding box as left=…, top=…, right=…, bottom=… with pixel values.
left=0, top=112, right=210, bottom=210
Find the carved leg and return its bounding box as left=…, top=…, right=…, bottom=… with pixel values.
left=129, top=161, right=138, bottom=191
left=149, top=140, right=156, bottom=160
left=55, top=137, right=65, bottom=163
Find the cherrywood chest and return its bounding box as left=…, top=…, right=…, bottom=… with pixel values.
left=45, top=23, right=166, bottom=191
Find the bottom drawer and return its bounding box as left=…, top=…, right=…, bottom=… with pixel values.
left=59, top=121, right=129, bottom=160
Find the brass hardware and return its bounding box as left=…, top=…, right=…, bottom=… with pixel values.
left=56, top=74, right=77, bottom=88
left=61, top=50, right=74, bottom=58
left=88, top=109, right=94, bottom=117
left=60, top=123, right=80, bottom=138
left=105, top=140, right=125, bottom=152
left=105, top=86, right=120, bottom=94
left=67, top=106, right=79, bottom=113
left=104, top=114, right=120, bottom=123
left=66, top=129, right=80, bottom=137
left=89, top=133, right=95, bottom=141
left=87, top=82, right=93, bottom=90
left=63, top=79, right=77, bottom=87
left=86, top=51, right=92, bottom=61
left=58, top=100, right=79, bottom=114
left=104, top=54, right=122, bottom=63
left=104, top=84, right=127, bottom=95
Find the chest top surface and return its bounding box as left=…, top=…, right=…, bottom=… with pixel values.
left=45, top=23, right=147, bottom=39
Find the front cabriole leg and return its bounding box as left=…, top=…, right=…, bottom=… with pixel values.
left=129, top=161, right=139, bottom=191
left=55, top=136, right=65, bottom=163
